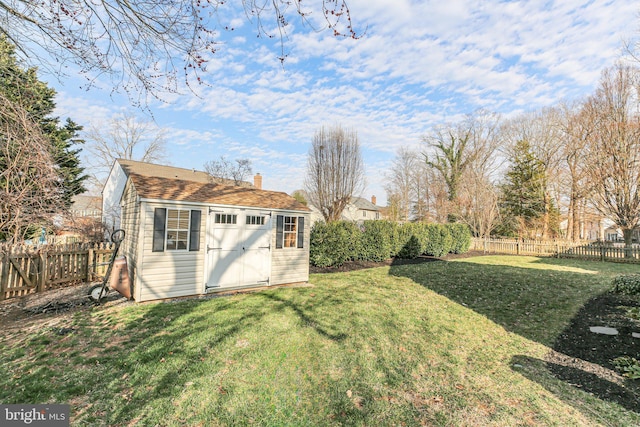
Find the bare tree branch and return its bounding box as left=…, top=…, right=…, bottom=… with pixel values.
left=0, top=0, right=360, bottom=104
left=304, top=124, right=365, bottom=222
left=203, top=156, right=252, bottom=186
left=583, top=63, right=640, bottom=248
left=84, top=112, right=167, bottom=187
left=0, top=92, right=63, bottom=242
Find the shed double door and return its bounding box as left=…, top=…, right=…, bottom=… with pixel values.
left=206, top=209, right=271, bottom=289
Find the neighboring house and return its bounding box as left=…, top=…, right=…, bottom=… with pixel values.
left=343, top=196, right=383, bottom=222
left=102, top=159, right=255, bottom=231
left=54, top=195, right=103, bottom=241
left=113, top=167, right=310, bottom=302
left=559, top=212, right=607, bottom=241
left=70, top=195, right=102, bottom=219
left=603, top=226, right=640, bottom=243
left=309, top=195, right=383, bottom=224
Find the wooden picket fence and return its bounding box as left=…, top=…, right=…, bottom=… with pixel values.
left=471, top=238, right=640, bottom=263
left=0, top=242, right=115, bottom=301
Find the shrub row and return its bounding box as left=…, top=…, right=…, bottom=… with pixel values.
left=310, top=220, right=471, bottom=267
left=611, top=274, right=640, bottom=296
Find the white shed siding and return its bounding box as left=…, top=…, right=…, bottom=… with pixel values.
left=136, top=201, right=206, bottom=302
left=102, top=162, right=127, bottom=230
left=270, top=213, right=310, bottom=285
left=120, top=182, right=139, bottom=291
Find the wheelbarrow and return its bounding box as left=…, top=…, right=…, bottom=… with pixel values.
left=88, top=229, right=131, bottom=302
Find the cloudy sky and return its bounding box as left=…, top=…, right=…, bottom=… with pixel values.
left=48, top=0, right=639, bottom=204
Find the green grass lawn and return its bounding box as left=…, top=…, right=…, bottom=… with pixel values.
left=2, top=256, right=639, bottom=426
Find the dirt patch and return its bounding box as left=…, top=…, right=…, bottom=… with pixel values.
left=547, top=293, right=640, bottom=412
left=0, top=282, right=129, bottom=332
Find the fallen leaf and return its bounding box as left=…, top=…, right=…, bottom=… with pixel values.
left=346, top=390, right=352, bottom=398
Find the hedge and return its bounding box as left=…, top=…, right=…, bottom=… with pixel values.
left=611, top=274, right=640, bottom=296
left=448, top=223, right=472, bottom=254
left=359, top=220, right=396, bottom=262
left=310, top=220, right=471, bottom=267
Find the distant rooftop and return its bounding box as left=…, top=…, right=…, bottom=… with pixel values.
left=116, top=159, right=253, bottom=187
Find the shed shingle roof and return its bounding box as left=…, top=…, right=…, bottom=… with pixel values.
left=129, top=174, right=310, bottom=212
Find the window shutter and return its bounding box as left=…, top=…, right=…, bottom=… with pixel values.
left=152, top=208, right=166, bottom=252
left=297, top=216, right=305, bottom=248
left=276, top=215, right=284, bottom=249
left=189, top=210, right=201, bottom=251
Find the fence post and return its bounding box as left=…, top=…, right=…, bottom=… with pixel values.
left=600, top=245, right=605, bottom=262
left=516, top=241, right=520, bottom=255
left=0, top=253, right=8, bottom=301
left=87, top=245, right=94, bottom=281
left=37, top=250, right=46, bottom=293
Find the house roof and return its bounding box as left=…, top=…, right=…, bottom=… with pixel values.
left=71, top=195, right=102, bottom=211
left=128, top=174, right=310, bottom=212
left=350, top=197, right=381, bottom=211
left=116, top=159, right=252, bottom=187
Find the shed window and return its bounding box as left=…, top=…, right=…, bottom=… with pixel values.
left=276, top=215, right=305, bottom=249
left=215, top=214, right=237, bottom=224
left=166, top=209, right=190, bottom=250
left=152, top=208, right=201, bottom=252
left=246, top=215, right=265, bottom=225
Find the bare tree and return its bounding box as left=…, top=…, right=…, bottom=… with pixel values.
left=1, top=1, right=358, bottom=103
left=0, top=93, right=63, bottom=242
left=384, top=147, right=435, bottom=222
left=305, top=124, right=365, bottom=222
left=457, top=170, right=500, bottom=238
left=384, top=147, right=419, bottom=222
left=423, top=109, right=501, bottom=222
left=583, top=63, right=640, bottom=249
left=423, top=123, right=472, bottom=206
left=557, top=102, right=594, bottom=241
left=85, top=113, right=167, bottom=187
left=204, top=156, right=253, bottom=186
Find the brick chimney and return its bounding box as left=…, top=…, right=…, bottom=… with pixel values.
left=371, top=195, right=377, bottom=205
left=254, top=173, right=262, bottom=190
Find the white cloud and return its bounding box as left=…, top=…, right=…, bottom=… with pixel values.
left=45, top=0, right=639, bottom=206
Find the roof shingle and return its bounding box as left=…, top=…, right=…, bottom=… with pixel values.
left=129, top=174, right=310, bottom=212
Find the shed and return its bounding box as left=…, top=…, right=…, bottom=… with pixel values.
left=114, top=165, right=310, bottom=302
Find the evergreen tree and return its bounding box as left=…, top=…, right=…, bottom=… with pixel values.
left=0, top=36, right=87, bottom=209
left=500, top=139, right=547, bottom=238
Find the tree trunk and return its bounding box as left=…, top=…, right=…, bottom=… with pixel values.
left=623, top=228, right=634, bottom=258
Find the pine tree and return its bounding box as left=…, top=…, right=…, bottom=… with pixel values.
left=500, top=139, right=547, bottom=238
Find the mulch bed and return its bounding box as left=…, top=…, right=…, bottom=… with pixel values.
left=548, top=293, right=640, bottom=412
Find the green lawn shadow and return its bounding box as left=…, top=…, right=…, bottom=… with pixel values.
left=389, top=255, right=640, bottom=416
left=388, top=256, right=610, bottom=347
